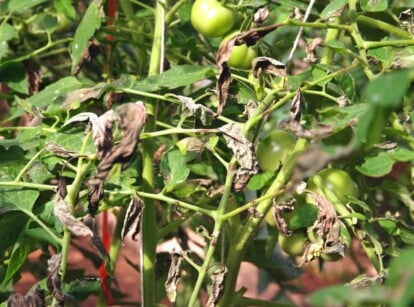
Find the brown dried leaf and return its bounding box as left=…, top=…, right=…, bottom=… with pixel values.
left=54, top=196, right=93, bottom=237
left=45, top=142, right=79, bottom=158
left=215, top=24, right=281, bottom=115
left=206, top=266, right=228, bottom=307
left=273, top=198, right=296, bottom=236
left=219, top=123, right=259, bottom=191
left=178, top=95, right=215, bottom=125
left=62, top=87, right=103, bottom=110
left=47, top=254, right=64, bottom=306
left=121, top=195, right=145, bottom=241
left=8, top=287, right=45, bottom=307
left=290, top=89, right=305, bottom=122
left=304, top=37, right=324, bottom=63
left=254, top=8, right=269, bottom=26
left=165, top=253, right=184, bottom=303
left=283, top=120, right=334, bottom=140
left=57, top=176, right=67, bottom=199
left=88, top=102, right=147, bottom=215
left=399, top=8, right=413, bottom=33
left=348, top=273, right=386, bottom=288
left=91, top=110, right=115, bottom=160
left=252, top=57, right=286, bottom=78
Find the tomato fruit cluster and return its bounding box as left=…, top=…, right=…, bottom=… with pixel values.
left=191, top=0, right=258, bottom=69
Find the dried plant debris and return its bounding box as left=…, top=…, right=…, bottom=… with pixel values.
left=273, top=198, right=296, bottom=236
left=54, top=196, right=93, bottom=237
left=88, top=102, right=147, bottom=215
left=178, top=95, right=215, bottom=125
left=399, top=8, right=413, bottom=34
left=289, top=89, right=305, bottom=122
left=219, top=123, right=258, bottom=191
left=90, top=110, right=116, bottom=160
left=165, top=252, right=184, bottom=303
left=348, top=272, right=386, bottom=288
left=252, top=57, right=286, bottom=78
left=45, top=142, right=80, bottom=158
left=253, top=8, right=269, bottom=26
left=62, top=87, right=103, bottom=110
left=304, top=37, right=324, bottom=63
left=121, top=195, right=145, bottom=241
left=8, top=287, right=45, bottom=307
left=215, top=24, right=281, bottom=115
left=47, top=254, right=64, bottom=306
left=206, top=266, right=228, bottom=307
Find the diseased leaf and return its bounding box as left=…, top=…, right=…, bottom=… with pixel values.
left=83, top=215, right=110, bottom=272
left=178, top=95, right=214, bottom=125
left=206, top=267, right=227, bottom=307
left=71, top=1, right=103, bottom=74
left=219, top=123, right=259, bottom=191
left=252, top=57, right=286, bottom=78
left=121, top=196, right=145, bottom=241
left=160, top=148, right=191, bottom=191
left=7, top=287, right=45, bottom=307
left=165, top=253, right=184, bottom=303
left=361, top=0, right=388, bottom=12
left=90, top=110, right=115, bottom=160
left=47, top=253, right=64, bottom=306
left=320, top=0, right=346, bottom=19
left=54, top=197, right=93, bottom=237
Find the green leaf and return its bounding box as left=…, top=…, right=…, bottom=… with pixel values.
left=325, top=40, right=346, bottom=51
left=381, top=180, right=414, bottom=211
left=31, top=13, right=58, bottom=33
left=0, top=189, right=40, bottom=213
left=361, top=0, right=388, bottom=11
left=0, top=212, right=27, bottom=253
left=54, top=0, right=77, bottom=20
left=0, top=62, right=28, bottom=94
left=0, top=23, right=18, bottom=60
left=364, top=70, right=410, bottom=109
left=355, top=105, right=386, bottom=147
left=356, top=151, right=395, bottom=177
left=71, top=0, right=103, bottom=74
left=1, top=235, right=33, bottom=287
left=62, top=278, right=101, bottom=301
left=388, top=147, right=414, bottom=162
left=126, top=65, right=216, bottom=92
left=160, top=148, right=190, bottom=191
left=7, top=0, right=50, bottom=12
left=289, top=204, right=319, bottom=230
left=24, top=228, right=59, bottom=248
left=247, top=172, right=274, bottom=190
left=320, top=0, right=347, bottom=19
left=367, top=47, right=392, bottom=65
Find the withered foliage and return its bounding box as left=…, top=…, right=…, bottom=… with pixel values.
left=62, top=87, right=103, bottom=110
left=165, top=252, right=184, bottom=303
left=178, top=95, right=214, bottom=125
left=88, top=102, right=147, bottom=215
left=7, top=287, right=45, bottom=307
left=272, top=198, right=296, bottom=236
left=72, top=39, right=101, bottom=75
left=54, top=196, right=93, bottom=237
left=83, top=215, right=110, bottom=268
left=47, top=254, right=64, bottom=306
left=45, top=142, right=80, bottom=159
left=121, top=195, right=145, bottom=241
left=289, top=89, right=305, bottom=122
left=252, top=57, right=286, bottom=79
left=219, top=123, right=258, bottom=191
left=348, top=272, right=386, bottom=288
left=215, top=24, right=281, bottom=115
left=206, top=267, right=228, bottom=307
left=304, top=37, right=324, bottom=63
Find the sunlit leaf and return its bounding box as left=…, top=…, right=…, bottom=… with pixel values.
left=356, top=151, right=395, bottom=177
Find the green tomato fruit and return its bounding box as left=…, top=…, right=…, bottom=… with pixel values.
left=191, top=0, right=235, bottom=37
left=220, top=31, right=257, bottom=69
left=307, top=168, right=358, bottom=205
left=256, top=130, right=296, bottom=172
left=278, top=231, right=308, bottom=257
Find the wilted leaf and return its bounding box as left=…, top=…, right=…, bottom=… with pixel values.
left=121, top=196, right=145, bottom=241
left=360, top=0, right=388, bottom=12
left=290, top=89, right=305, bottom=122
left=252, top=57, right=286, bottom=78
left=83, top=215, right=110, bottom=270
left=165, top=253, right=184, bottom=303
left=320, top=0, right=346, bottom=19
left=91, top=110, right=115, bottom=160
left=54, top=196, right=93, bottom=237
left=62, top=86, right=103, bottom=110
left=178, top=95, right=214, bottom=125
left=88, top=102, right=147, bottom=214
left=7, top=287, right=45, bottom=307
left=348, top=273, right=386, bottom=288
left=305, top=37, right=324, bottom=63
left=253, top=8, right=269, bottom=26
left=219, top=123, right=259, bottom=191
left=45, top=142, right=79, bottom=158
left=176, top=137, right=205, bottom=155
left=215, top=24, right=281, bottom=115
left=47, top=253, right=64, bottom=306
left=206, top=266, right=228, bottom=307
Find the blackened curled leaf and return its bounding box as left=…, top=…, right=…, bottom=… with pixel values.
left=121, top=195, right=145, bottom=241
left=219, top=123, right=258, bottom=191
left=215, top=24, right=282, bottom=115
left=165, top=252, right=184, bottom=303
left=7, top=287, right=45, bottom=307
left=206, top=266, right=228, bottom=307
left=54, top=196, right=93, bottom=237
left=83, top=215, right=110, bottom=270
left=47, top=254, right=64, bottom=306
left=88, top=101, right=147, bottom=215
left=72, top=38, right=101, bottom=75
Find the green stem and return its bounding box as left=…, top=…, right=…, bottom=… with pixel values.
left=25, top=210, right=63, bottom=245
left=0, top=181, right=55, bottom=191
left=320, top=17, right=340, bottom=65
left=218, top=138, right=309, bottom=307
left=364, top=39, right=414, bottom=49
left=14, top=149, right=45, bottom=182
left=357, top=15, right=413, bottom=39
left=140, top=128, right=219, bottom=139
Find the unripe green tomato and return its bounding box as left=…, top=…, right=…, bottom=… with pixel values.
left=256, top=131, right=296, bottom=172
left=191, top=0, right=235, bottom=37
left=307, top=168, right=358, bottom=205
left=220, top=31, right=258, bottom=69
left=278, top=231, right=308, bottom=256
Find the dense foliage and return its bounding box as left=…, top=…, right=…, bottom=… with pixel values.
left=0, top=0, right=413, bottom=306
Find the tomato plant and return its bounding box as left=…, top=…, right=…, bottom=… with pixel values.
left=191, top=0, right=235, bottom=37
left=1, top=0, right=414, bottom=306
